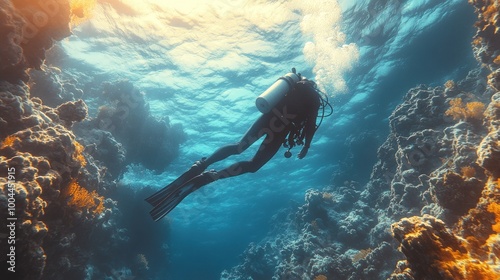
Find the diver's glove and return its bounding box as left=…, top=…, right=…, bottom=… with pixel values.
left=298, top=146, right=309, bottom=159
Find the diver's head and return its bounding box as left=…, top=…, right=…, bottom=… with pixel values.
left=299, top=78, right=317, bottom=89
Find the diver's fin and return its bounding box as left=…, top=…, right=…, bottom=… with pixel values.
left=145, top=171, right=194, bottom=207
left=149, top=171, right=218, bottom=221
left=149, top=181, right=197, bottom=221
left=145, top=159, right=206, bottom=207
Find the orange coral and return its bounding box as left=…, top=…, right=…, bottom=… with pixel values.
left=482, top=1, right=499, bottom=23
left=437, top=249, right=498, bottom=280
left=445, top=80, right=456, bottom=89
left=74, top=141, right=86, bottom=167
left=393, top=215, right=500, bottom=279
left=436, top=239, right=500, bottom=280
left=446, top=98, right=467, bottom=120
left=314, top=275, right=327, bottom=280
left=64, top=179, right=105, bottom=215
left=487, top=202, right=500, bottom=233
left=322, top=192, right=333, bottom=200
left=461, top=166, right=476, bottom=178
left=445, top=98, right=485, bottom=120
left=1, top=135, right=19, bottom=148
left=494, top=55, right=500, bottom=65
left=466, top=102, right=486, bottom=119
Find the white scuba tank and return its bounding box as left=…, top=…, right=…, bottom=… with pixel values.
left=255, top=71, right=301, bottom=113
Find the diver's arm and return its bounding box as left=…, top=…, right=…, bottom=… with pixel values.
left=298, top=146, right=309, bottom=159
left=298, top=105, right=319, bottom=159
left=304, top=113, right=317, bottom=147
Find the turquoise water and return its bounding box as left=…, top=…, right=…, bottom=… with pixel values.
left=60, top=1, right=477, bottom=278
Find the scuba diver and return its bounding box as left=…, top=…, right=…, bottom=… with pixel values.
left=146, top=68, right=332, bottom=221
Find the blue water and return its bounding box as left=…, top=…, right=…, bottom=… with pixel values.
left=61, top=0, right=477, bottom=278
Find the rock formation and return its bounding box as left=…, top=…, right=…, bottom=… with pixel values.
left=222, top=1, right=500, bottom=279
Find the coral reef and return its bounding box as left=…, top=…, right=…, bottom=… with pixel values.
left=63, top=179, right=105, bottom=216
left=0, top=0, right=72, bottom=83
left=77, top=79, right=186, bottom=172
left=72, top=124, right=126, bottom=180
left=0, top=77, right=125, bottom=278
left=28, top=68, right=185, bottom=177
left=222, top=1, right=500, bottom=279
left=386, top=1, right=500, bottom=278
left=478, top=91, right=500, bottom=178
left=0, top=81, right=92, bottom=278
left=0, top=3, right=181, bottom=278
left=56, top=99, right=88, bottom=128
left=0, top=2, right=150, bottom=279
left=445, top=98, right=486, bottom=120
left=391, top=215, right=498, bottom=279
left=28, top=65, right=84, bottom=107
left=222, top=185, right=400, bottom=280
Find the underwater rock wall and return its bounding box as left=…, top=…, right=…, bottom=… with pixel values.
left=0, top=1, right=175, bottom=279
left=0, top=2, right=119, bottom=278
left=222, top=1, right=500, bottom=279
left=0, top=0, right=71, bottom=84
left=28, top=65, right=85, bottom=107
left=77, top=79, right=186, bottom=173
left=390, top=1, right=500, bottom=278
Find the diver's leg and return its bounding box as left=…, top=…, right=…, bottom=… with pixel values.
left=149, top=130, right=288, bottom=221
left=147, top=114, right=270, bottom=207
left=215, top=130, right=287, bottom=179
left=204, top=114, right=270, bottom=166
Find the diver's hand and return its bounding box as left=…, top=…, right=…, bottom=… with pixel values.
left=298, top=146, right=309, bottom=159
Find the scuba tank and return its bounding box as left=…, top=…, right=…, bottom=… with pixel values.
left=255, top=68, right=301, bottom=113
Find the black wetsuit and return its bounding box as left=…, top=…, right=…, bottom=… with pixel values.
left=204, top=80, right=321, bottom=179
left=146, top=80, right=322, bottom=221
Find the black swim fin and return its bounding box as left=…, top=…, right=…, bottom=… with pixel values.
left=145, top=159, right=206, bottom=207
left=148, top=171, right=217, bottom=221
left=149, top=180, right=199, bottom=221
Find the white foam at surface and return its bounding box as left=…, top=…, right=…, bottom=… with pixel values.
left=296, top=0, right=359, bottom=95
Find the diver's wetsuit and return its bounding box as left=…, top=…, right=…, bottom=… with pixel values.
left=204, top=80, right=321, bottom=179
left=146, top=80, right=321, bottom=221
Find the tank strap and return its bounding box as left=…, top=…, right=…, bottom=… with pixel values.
left=277, top=76, right=297, bottom=93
